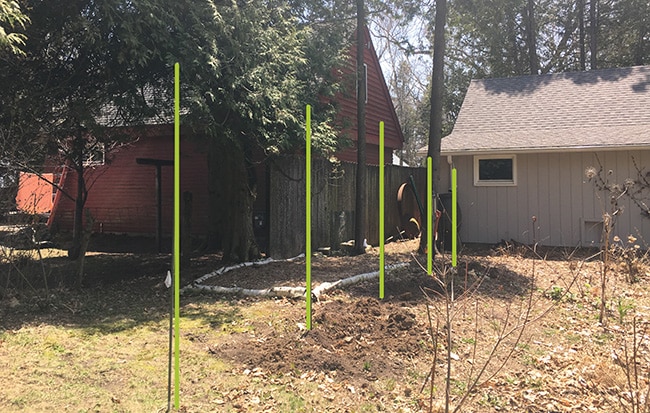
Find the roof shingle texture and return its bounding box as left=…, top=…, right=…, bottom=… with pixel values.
left=442, top=65, right=650, bottom=154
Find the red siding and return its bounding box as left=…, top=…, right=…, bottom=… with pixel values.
left=16, top=173, right=55, bottom=214
left=334, top=27, right=404, bottom=165
left=46, top=29, right=403, bottom=236
left=337, top=145, right=393, bottom=165
left=49, top=133, right=209, bottom=235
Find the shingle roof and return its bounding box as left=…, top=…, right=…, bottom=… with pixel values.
left=442, top=65, right=650, bottom=154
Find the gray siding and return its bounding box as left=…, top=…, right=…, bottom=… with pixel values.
left=440, top=150, right=650, bottom=247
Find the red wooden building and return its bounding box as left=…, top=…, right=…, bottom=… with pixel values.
left=16, top=28, right=404, bottom=244
left=334, top=27, right=404, bottom=165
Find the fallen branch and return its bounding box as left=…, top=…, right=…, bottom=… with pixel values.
left=188, top=284, right=306, bottom=298
left=182, top=262, right=409, bottom=298
left=192, top=254, right=304, bottom=285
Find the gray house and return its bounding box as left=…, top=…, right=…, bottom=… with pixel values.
left=438, top=65, right=650, bottom=247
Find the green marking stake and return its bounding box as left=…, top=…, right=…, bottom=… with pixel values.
left=379, top=121, right=385, bottom=299
left=427, top=156, right=432, bottom=276
left=452, top=167, right=457, bottom=267
left=305, top=105, right=312, bottom=330
left=173, top=62, right=181, bottom=409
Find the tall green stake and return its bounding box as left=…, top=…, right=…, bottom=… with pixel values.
left=427, top=157, right=432, bottom=276
left=451, top=167, right=457, bottom=267
left=173, top=62, right=181, bottom=410
left=379, top=122, right=385, bottom=299
left=305, top=105, right=312, bottom=330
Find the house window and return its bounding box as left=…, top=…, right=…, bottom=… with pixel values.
left=83, top=143, right=106, bottom=166
left=474, top=155, right=517, bottom=186
left=0, top=169, right=16, bottom=188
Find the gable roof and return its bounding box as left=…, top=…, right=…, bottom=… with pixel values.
left=442, top=65, right=650, bottom=155
left=98, top=27, right=404, bottom=163
left=335, top=27, right=404, bottom=153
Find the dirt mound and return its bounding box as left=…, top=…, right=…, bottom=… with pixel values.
left=218, top=297, right=429, bottom=385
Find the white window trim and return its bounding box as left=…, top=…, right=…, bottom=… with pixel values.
left=83, top=143, right=106, bottom=167
left=473, top=154, right=517, bottom=187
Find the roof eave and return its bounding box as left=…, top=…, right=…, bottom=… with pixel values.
left=441, top=144, right=650, bottom=156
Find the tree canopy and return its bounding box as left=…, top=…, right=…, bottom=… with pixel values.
left=0, top=0, right=29, bottom=55
left=0, top=0, right=353, bottom=264
left=371, top=0, right=649, bottom=165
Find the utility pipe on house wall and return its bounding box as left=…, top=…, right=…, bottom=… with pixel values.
left=452, top=167, right=457, bottom=267
left=447, top=155, right=453, bottom=191
left=447, top=155, right=458, bottom=266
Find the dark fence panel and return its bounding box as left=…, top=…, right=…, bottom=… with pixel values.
left=269, top=156, right=426, bottom=258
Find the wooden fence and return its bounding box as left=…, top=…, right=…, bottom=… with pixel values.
left=269, top=156, right=426, bottom=258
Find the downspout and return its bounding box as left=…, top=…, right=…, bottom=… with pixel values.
left=447, top=155, right=453, bottom=191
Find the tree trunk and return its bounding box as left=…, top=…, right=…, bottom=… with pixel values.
left=428, top=0, right=446, bottom=186
left=525, top=0, right=539, bottom=74
left=633, top=13, right=647, bottom=66
left=421, top=0, right=447, bottom=254
left=68, top=132, right=87, bottom=261
left=75, top=209, right=94, bottom=287
left=578, top=0, right=587, bottom=70
left=508, top=11, right=521, bottom=75
left=208, top=137, right=260, bottom=263
left=207, top=144, right=221, bottom=251
left=590, top=0, right=598, bottom=69
left=353, top=0, right=367, bottom=255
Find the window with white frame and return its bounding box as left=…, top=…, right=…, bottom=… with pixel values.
left=474, top=155, right=517, bottom=186
left=0, top=169, right=16, bottom=188
left=83, top=143, right=106, bottom=166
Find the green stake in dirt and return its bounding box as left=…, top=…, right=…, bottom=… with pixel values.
left=427, top=156, right=433, bottom=276
left=379, top=121, right=385, bottom=299
left=173, top=62, right=181, bottom=409
left=451, top=167, right=457, bottom=267
left=305, top=104, right=312, bottom=330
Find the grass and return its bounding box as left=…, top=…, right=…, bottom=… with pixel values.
left=2, top=271, right=360, bottom=412
left=1, top=321, right=172, bottom=411
left=0, top=289, right=243, bottom=412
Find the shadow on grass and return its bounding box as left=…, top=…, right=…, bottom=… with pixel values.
left=0, top=242, right=582, bottom=332
left=346, top=253, right=535, bottom=304
left=75, top=296, right=244, bottom=337
left=0, top=251, right=242, bottom=334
